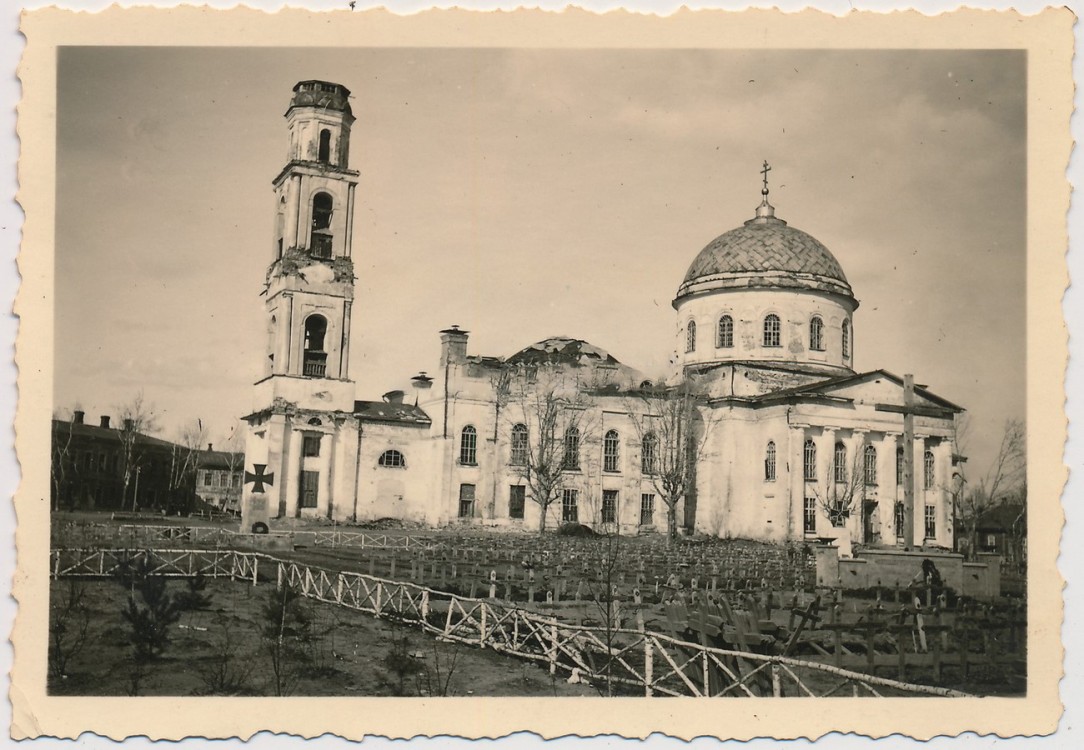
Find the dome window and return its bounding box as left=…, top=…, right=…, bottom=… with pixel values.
left=842, top=320, right=852, bottom=358
left=810, top=316, right=825, bottom=351
left=763, top=314, right=781, bottom=348
left=717, top=315, right=734, bottom=349
left=685, top=320, right=697, bottom=353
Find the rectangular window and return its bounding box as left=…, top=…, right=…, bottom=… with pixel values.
left=231, top=473, right=241, bottom=489
left=640, top=493, right=655, bottom=526
left=98, top=453, right=107, bottom=471
left=896, top=448, right=905, bottom=486
left=302, top=435, right=321, bottom=457
left=602, top=490, right=618, bottom=524
left=803, top=497, right=817, bottom=534
left=300, top=470, right=319, bottom=508
left=562, top=488, right=578, bottom=523
left=203, top=471, right=212, bottom=487
left=509, top=485, right=525, bottom=520
left=510, top=425, right=528, bottom=466
left=895, top=501, right=905, bottom=540
left=924, top=504, right=936, bottom=539
left=458, top=483, right=475, bottom=518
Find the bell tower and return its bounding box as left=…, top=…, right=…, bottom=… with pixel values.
left=259, top=80, right=358, bottom=409
left=242, top=80, right=361, bottom=530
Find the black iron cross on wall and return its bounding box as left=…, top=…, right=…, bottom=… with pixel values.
left=244, top=464, right=275, bottom=493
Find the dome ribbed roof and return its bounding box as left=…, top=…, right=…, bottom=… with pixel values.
left=683, top=220, right=848, bottom=285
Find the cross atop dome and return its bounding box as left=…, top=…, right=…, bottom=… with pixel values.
left=752, top=159, right=779, bottom=224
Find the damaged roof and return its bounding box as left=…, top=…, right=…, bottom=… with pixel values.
left=506, top=336, right=622, bottom=367
left=353, top=400, right=432, bottom=426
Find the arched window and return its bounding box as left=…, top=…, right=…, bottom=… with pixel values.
left=763, top=314, right=781, bottom=347
left=803, top=439, right=817, bottom=481
left=864, top=444, right=877, bottom=485
left=318, top=129, right=332, bottom=163
left=303, top=315, right=328, bottom=377
left=510, top=423, right=528, bottom=465
left=685, top=320, right=697, bottom=353
left=896, top=446, right=905, bottom=485
left=562, top=426, right=580, bottom=471
left=833, top=441, right=848, bottom=483
left=717, top=315, right=734, bottom=348
left=378, top=449, right=406, bottom=468
left=810, top=316, right=824, bottom=351
left=603, top=430, right=620, bottom=473
left=842, top=320, right=851, bottom=358
left=459, top=425, right=477, bottom=465
left=310, top=192, right=334, bottom=258
left=923, top=449, right=935, bottom=489
left=641, top=432, right=658, bottom=475
left=764, top=441, right=777, bottom=481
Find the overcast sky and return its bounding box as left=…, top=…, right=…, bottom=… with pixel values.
left=54, top=46, right=1025, bottom=474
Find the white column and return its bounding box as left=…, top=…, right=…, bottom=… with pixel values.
left=935, top=439, right=954, bottom=547
left=284, top=429, right=302, bottom=518
left=847, top=430, right=867, bottom=542
left=913, top=435, right=927, bottom=547
left=340, top=300, right=352, bottom=380
left=815, top=427, right=836, bottom=536
left=789, top=425, right=807, bottom=538
left=318, top=434, right=332, bottom=518
left=880, top=432, right=899, bottom=544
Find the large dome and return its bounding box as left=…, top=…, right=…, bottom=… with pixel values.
left=674, top=200, right=856, bottom=305
left=683, top=221, right=848, bottom=285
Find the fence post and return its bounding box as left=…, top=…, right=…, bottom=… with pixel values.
left=771, top=662, right=782, bottom=697
left=252, top=555, right=259, bottom=587
left=277, top=562, right=284, bottom=590
left=421, top=589, right=429, bottom=621
left=480, top=604, right=487, bottom=647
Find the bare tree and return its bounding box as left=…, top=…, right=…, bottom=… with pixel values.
left=51, top=419, right=78, bottom=512
left=505, top=364, right=597, bottom=534
left=626, top=378, right=714, bottom=543
left=808, top=449, right=866, bottom=534
left=168, top=419, right=206, bottom=513
left=116, top=392, right=160, bottom=511
left=957, top=418, right=1025, bottom=560
left=218, top=420, right=247, bottom=513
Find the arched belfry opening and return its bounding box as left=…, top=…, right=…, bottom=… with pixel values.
left=318, top=129, right=332, bottom=163
left=310, top=192, right=333, bottom=258
left=303, top=314, right=328, bottom=377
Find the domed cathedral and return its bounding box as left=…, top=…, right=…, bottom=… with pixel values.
left=679, top=164, right=963, bottom=549
left=240, top=83, right=962, bottom=550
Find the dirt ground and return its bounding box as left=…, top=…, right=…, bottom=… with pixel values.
left=48, top=578, right=595, bottom=697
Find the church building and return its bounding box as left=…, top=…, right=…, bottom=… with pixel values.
left=241, top=80, right=963, bottom=550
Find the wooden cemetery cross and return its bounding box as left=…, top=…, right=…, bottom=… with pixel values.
left=489, top=569, right=498, bottom=600
left=389, top=553, right=397, bottom=579
left=546, top=589, right=554, bottom=605
left=504, top=566, right=515, bottom=600
left=633, top=587, right=642, bottom=605
left=528, top=569, right=536, bottom=604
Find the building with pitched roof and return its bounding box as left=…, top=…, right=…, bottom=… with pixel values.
left=240, top=82, right=963, bottom=550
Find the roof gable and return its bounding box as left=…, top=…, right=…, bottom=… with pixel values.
left=754, top=370, right=963, bottom=413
